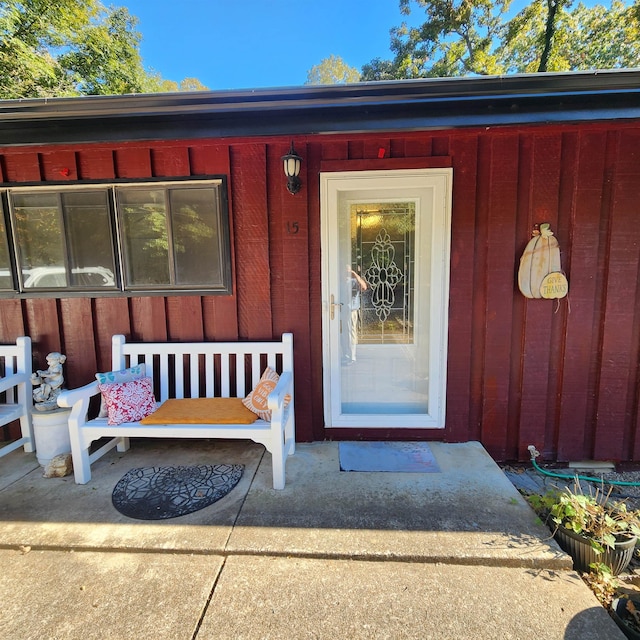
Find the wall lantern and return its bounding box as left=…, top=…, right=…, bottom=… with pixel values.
left=282, top=142, right=302, bottom=194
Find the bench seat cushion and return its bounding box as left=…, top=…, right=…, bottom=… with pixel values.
left=140, top=398, right=258, bottom=425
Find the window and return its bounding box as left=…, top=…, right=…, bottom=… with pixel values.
left=1, top=178, right=231, bottom=296
left=0, top=211, right=13, bottom=290
left=116, top=183, right=227, bottom=290
left=12, top=190, right=116, bottom=291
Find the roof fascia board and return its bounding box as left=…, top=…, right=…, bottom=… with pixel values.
left=0, top=70, right=639, bottom=146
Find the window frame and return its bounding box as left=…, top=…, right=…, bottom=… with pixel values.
left=0, top=176, right=233, bottom=298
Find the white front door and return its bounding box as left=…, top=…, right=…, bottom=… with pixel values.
left=320, top=169, right=453, bottom=429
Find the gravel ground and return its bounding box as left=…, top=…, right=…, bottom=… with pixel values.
left=501, top=462, right=640, bottom=509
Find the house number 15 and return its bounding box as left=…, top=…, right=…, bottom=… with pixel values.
left=287, top=221, right=300, bottom=234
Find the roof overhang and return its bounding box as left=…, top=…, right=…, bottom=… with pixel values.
left=1, top=69, right=640, bottom=146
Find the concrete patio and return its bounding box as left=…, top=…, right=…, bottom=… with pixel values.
left=0, top=439, right=627, bottom=639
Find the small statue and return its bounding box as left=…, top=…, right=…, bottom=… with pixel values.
left=31, top=352, right=67, bottom=412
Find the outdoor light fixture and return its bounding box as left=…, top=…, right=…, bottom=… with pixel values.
left=282, top=142, right=302, bottom=194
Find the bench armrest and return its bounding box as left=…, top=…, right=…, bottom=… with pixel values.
left=0, top=372, right=29, bottom=394
left=57, top=380, right=101, bottom=429
left=57, top=380, right=101, bottom=408
left=268, top=371, right=293, bottom=418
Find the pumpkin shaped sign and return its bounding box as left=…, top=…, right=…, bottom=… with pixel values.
left=540, top=272, right=569, bottom=299
left=518, top=223, right=568, bottom=299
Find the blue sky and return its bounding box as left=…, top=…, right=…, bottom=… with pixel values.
left=120, top=0, right=414, bottom=90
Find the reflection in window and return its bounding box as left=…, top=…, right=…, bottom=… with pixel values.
left=11, top=191, right=115, bottom=290
left=12, top=193, right=66, bottom=286
left=118, top=188, right=170, bottom=286
left=3, top=179, right=231, bottom=295
left=352, top=202, right=416, bottom=345
left=64, top=191, right=114, bottom=286
left=116, top=184, right=227, bottom=289
left=171, top=187, right=222, bottom=286
left=0, top=210, right=12, bottom=289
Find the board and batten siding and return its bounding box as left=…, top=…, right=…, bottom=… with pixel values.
left=1, top=122, right=639, bottom=463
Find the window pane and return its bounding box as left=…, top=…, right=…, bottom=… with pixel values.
left=170, top=187, right=224, bottom=286
left=12, top=193, right=66, bottom=288
left=354, top=203, right=416, bottom=345
left=63, top=191, right=116, bottom=288
left=0, top=209, right=12, bottom=289
left=117, top=188, right=170, bottom=286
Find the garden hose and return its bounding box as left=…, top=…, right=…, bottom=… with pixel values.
left=527, top=445, right=640, bottom=487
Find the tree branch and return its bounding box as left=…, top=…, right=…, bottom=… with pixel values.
left=538, top=0, right=558, bottom=72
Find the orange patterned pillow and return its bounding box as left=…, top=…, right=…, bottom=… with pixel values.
left=242, top=367, right=280, bottom=421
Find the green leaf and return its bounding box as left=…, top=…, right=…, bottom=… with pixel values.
left=360, top=0, right=640, bottom=79
left=601, top=532, right=616, bottom=550
left=0, top=0, right=207, bottom=98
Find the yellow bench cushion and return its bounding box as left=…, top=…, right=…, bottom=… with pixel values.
left=140, top=398, right=258, bottom=425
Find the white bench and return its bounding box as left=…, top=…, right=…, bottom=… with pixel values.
left=0, top=336, right=34, bottom=458
left=57, top=333, right=295, bottom=489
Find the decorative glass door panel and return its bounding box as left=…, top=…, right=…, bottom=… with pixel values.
left=340, top=200, right=429, bottom=415
left=356, top=203, right=415, bottom=347
left=321, top=169, right=452, bottom=429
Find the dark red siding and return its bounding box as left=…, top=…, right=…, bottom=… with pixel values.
left=2, top=124, right=640, bottom=463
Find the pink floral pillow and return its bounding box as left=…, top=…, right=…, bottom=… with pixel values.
left=96, top=364, right=146, bottom=418
left=97, top=377, right=157, bottom=426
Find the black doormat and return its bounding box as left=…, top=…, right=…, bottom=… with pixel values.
left=112, top=464, right=244, bottom=520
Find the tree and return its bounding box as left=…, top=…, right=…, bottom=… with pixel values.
left=361, top=0, right=640, bottom=80
left=360, top=58, right=399, bottom=82
left=60, top=5, right=158, bottom=95
left=0, top=0, right=208, bottom=99
left=0, top=0, right=86, bottom=98
left=306, top=55, right=360, bottom=85
left=389, top=0, right=512, bottom=78
left=176, top=78, right=209, bottom=92
left=155, top=77, right=210, bottom=93
left=502, top=0, right=640, bottom=73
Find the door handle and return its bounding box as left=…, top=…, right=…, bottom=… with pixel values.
left=330, top=295, right=343, bottom=320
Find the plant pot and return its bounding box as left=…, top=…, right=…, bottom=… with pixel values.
left=611, top=597, right=640, bottom=640
left=554, top=524, right=636, bottom=575
left=32, top=407, right=72, bottom=467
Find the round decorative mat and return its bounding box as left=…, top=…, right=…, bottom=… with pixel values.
left=112, top=464, right=244, bottom=520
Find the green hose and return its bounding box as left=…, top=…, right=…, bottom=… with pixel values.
left=527, top=445, right=640, bottom=487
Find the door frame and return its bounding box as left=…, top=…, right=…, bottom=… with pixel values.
left=320, top=168, right=453, bottom=429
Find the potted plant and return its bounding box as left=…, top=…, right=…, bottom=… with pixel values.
left=610, top=596, right=640, bottom=639
left=529, top=483, right=640, bottom=575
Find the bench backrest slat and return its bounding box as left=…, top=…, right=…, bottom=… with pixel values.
left=143, top=354, right=154, bottom=385
left=237, top=355, right=246, bottom=397
left=221, top=354, right=230, bottom=397
left=190, top=354, right=199, bottom=398
left=267, top=353, right=277, bottom=376
left=0, top=350, right=16, bottom=404
left=250, top=353, right=260, bottom=390
left=174, top=354, right=184, bottom=399
left=111, top=334, right=293, bottom=403
left=0, top=337, right=30, bottom=404
left=205, top=354, right=215, bottom=398
left=159, top=353, right=169, bottom=399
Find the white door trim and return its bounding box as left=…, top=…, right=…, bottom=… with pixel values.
left=320, top=168, right=453, bottom=428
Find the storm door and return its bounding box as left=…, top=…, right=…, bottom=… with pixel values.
left=320, top=169, right=452, bottom=428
